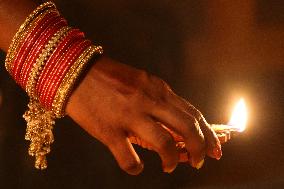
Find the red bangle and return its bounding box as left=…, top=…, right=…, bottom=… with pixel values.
left=14, top=14, right=60, bottom=82
left=38, top=36, right=83, bottom=105
left=9, top=10, right=58, bottom=75
left=19, top=17, right=67, bottom=88
left=12, top=12, right=59, bottom=82
left=39, top=38, right=83, bottom=106
left=4, top=1, right=104, bottom=170
left=40, top=38, right=87, bottom=108
left=45, top=40, right=91, bottom=109
left=36, top=29, right=83, bottom=96
left=36, top=29, right=84, bottom=101
left=19, top=16, right=66, bottom=87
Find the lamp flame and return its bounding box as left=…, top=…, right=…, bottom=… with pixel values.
left=228, top=98, right=248, bottom=132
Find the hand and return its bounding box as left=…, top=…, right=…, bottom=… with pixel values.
left=66, top=56, right=222, bottom=175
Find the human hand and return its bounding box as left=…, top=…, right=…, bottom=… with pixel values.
left=66, top=56, right=222, bottom=175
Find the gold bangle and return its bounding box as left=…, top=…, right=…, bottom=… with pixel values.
left=7, top=9, right=59, bottom=74
left=51, top=46, right=93, bottom=117
left=25, top=26, right=71, bottom=98
left=23, top=26, right=71, bottom=170
left=24, top=45, right=102, bottom=170
left=52, top=45, right=103, bottom=117
left=5, top=2, right=56, bottom=73
left=5, top=1, right=104, bottom=170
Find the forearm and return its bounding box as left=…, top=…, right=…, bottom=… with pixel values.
left=0, top=0, right=39, bottom=51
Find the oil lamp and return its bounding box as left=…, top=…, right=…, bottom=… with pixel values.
left=212, top=98, right=248, bottom=143
left=176, top=98, right=248, bottom=165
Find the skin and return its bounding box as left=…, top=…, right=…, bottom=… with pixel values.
left=0, top=0, right=222, bottom=175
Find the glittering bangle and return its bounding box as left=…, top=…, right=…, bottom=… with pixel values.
left=4, top=1, right=103, bottom=170
left=52, top=45, right=103, bottom=117
left=44, top=40, right=92, bottom=109
left=12, top=11, right=60, bottom=82
left=25, top=26, right=71, bottom=98
left=5, top=1, right=56, bottom=73
left=19, top=17, right=67, bottom=88
left=40, top=38, right=86, bottom=107
left=37, top=29, right=84, bottom=102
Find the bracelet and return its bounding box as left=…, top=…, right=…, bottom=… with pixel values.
left=38, top=35, right=84, bottom=106
left=40, top=38, right=86, bottom=108
left=44, top=40, right=92, bottom=109
left=26, top=26, right=71, bottom=98
left=5, top=1, right=103, bottom=169
left=36, top=29, right=84, bottom=101
left=52, top=45, right=103, bottom=117
left=12, top=11, right=60, bottom=82
left=5, top=2, right=56, bottom=73
left=19, top=17, right=67, bottom=88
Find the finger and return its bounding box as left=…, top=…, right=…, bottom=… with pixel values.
left=199, top=119, right=222, bottom=159
left=131, top=123, right=191, bottom=164
left=151, top=105, right=206, bottom=168
left=129, top=118, right=179, bottom=173
left=107, top=136, right=144, bottom=175
left=169, top=93, right=222, bottom=160
left=169, top=93, right=202, bottom=120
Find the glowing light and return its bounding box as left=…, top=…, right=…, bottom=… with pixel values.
left=228, top=98, right=248, bottom=132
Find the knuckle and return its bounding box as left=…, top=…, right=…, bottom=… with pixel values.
left=151, top=75, right=163, bottom=84
left=136, top=73, right=173, bottom=106
left=183, top=114, right=197, bottom=129
left=143, top=92, right=167, bottom=108
left=189, top=106, right=202, bottom=121
left=155, top=94, right=168, bottom=106
left=137, top=70, right=151, bottom=83
left=182, top=117, right=201, bottom=137
left=152, top=76, right=171, bottom=91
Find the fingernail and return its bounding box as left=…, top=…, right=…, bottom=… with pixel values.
left=162, top=164, right=176, bottom=174
left=139, top=161, right=145, bottom=170
left=127, top=162, right=144, bottom=175
left=191, top=154, right=205, bottom=169
left=195, top=159, right=205, bottom=170
left=213, top=146, right=222, bottom=160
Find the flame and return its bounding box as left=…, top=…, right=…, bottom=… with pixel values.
left=228, top=98, right=248, bottom=132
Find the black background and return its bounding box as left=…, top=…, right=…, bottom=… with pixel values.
left=0, top=0, right=283, bottom=188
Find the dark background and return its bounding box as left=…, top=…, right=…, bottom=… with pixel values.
left=0, top=0, right=283, bottom=188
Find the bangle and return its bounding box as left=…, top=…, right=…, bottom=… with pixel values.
left=44, top=40, right=92, bottom=109
left=38, top=35, right=84, bottom=106
left=52, top=45, right=103, bottom=117
left=40, top=38, right=86, bottom=107
left=5, top=2, right=56, bottom=73
left=19, top=17, right=67, bottom=88
left=37, top=29, right=84, bottom=103
left=5, top=1, right=103, bottom=169
left=26, top=26, right=71, bottom=98
left=12, top=11, right=60, bottom=82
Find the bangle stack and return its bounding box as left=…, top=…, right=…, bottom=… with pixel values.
left=5, top=1, right=103, bottom=169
